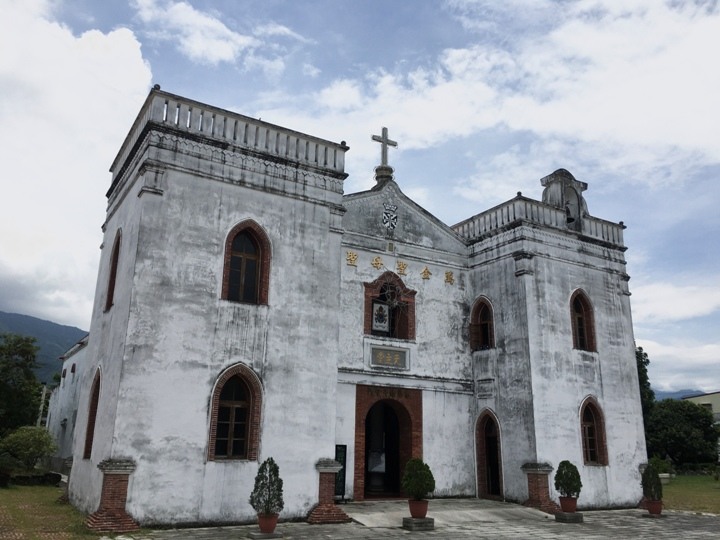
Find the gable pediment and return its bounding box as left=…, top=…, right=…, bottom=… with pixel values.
left=342, top=179, right=466, bottom=253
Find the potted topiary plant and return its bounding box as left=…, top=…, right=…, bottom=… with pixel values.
left=641, top=462, right=663, bottom=515
left=554, top=460, right=582, bottom=513
left=401, top=458, right=435, bottom=519
left=249, top=457, right=284, bottom=534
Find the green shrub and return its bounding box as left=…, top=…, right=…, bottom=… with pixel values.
left=401, top=458, right=435, bottom=500
left=649, top=455, right=672, bottom=474
left=642, top=462, right=663, bottom=501
left=249, top=457, right=284, bottom=516
left=554, top=460, right=582, bottom=498
left=0, top=426, right=57, bottom=471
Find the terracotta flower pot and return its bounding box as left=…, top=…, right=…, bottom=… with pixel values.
left=257, top=513, right=279, bottom=533
left=408, top=499, right=429, bottom=519
left=646, top=500, right=663, bottom=515
left=559, top=496, right=577, bottom=513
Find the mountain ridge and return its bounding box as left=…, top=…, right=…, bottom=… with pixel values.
left=0, top=310, right=87, bottom=385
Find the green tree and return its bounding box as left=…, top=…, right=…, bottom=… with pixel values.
left=646, top=399, right=720, bottom=465
left=636, top=346, right=655, bottom=420
left=0, top=334, right=42, bottom=436
left=636, top=346, right=656, bottom=456
left=0, top=426, right=57, bottom=470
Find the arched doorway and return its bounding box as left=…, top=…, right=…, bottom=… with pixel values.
left=353, top=385, right=422, bottom=501
left=365, top=401, right=401, bottom=495
left=476, top=412, right=503, bottom=499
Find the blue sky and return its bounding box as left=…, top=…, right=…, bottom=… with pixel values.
left=1, top=0, right=718, bottom=392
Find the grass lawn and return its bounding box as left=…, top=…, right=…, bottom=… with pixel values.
left=663, top=474, right=720, bottom=514
left=0, top=484, right=102, bottom=539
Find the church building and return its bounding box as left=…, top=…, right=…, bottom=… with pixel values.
left=68, top=87, right=647, bottom=531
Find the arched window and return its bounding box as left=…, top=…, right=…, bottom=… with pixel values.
left=83, top=370, right=101, bottom=459
left=221, top=221, right=270, bottom=305
left=570, top=290, right=595, bottom=352
left=104, top=231, right=121, bottom=311
left=470, top=298, right=495, bottom=351
left=580, top=398, right=608, bottom=465
left=364, top=272, right=416, bottom=340
left=208, top=364, right=262, bottom=461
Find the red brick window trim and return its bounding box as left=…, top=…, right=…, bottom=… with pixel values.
left=470, top=297, right=495, bottom=351
left=83, top=370, right=101, bottom=460
left=207, top=363, right=262, bottom=462
left=221, top=220, right=271, bottom=305
left=104, top=230, right=121, bottom=312
left=570, top=289, right=596, bottom=352
left=363, top=272, right=416, bottom=340
left=580, top=397, right=608, bottom=466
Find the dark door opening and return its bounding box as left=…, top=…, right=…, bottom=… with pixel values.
left=485, top=419, right=501, bottom=496
left=365, top=401, right=400, bottom=496
left=477, top=414, right=503, bottom=499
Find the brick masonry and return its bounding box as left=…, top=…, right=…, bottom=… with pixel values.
left=353, top=385, right=422, bottom=501
left=86, top=461, right=139, bottom=533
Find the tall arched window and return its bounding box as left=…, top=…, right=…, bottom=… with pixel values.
left=580, top=398, right=608, bottom=465
left=83, top=370, right=101, bottom=459
left=470, top=298, right=495, bottom=351
left=221, top=221, right=271, bottom=304
left=208, top=364, right=262, bottom=461
left=104, top=231, right=121, bottom=311
left=570, top=290, right=595, bottom=352
left=364, top=272, right=416, bottom=340
left=215, top=376, right=251, bottom=458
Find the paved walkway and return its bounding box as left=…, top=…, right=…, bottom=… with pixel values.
left=108, top=499, right=720, bottom=539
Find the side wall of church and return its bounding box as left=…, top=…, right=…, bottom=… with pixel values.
left=69, top=172, right=145, bottom=512
left=70, top=106, right=348, bottom=523
left=468, top=242, right=537, bottom=502
left=522, top=227, right=645, bottom=507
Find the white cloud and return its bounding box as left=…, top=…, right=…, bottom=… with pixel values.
left=133, top=0, right=258, bottom=65
left=254, top=22, right=311, bottom=43
left=632, top=280, right=720, bottom=323
left=302, top=63, right=321, bottom=78
left=0, top=0, right=151, bottom=328
left=637, top=338, right=720, bottom=392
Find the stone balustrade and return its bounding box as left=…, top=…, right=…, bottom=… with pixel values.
left=110, top=88, right=347, bottom=182
left=452, top=196, right=625, bottom=248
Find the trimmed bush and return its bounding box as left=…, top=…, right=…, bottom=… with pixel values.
left=642, top=462, right=663, bottom=501
left=401, top=458, right=435, bottom=500
left=554, top=460, right=582, bottom=498
left=249, top=457, right=284, bottom=516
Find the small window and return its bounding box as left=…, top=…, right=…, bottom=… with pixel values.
left=470, top=298, right=495, bottom=351
left=581, top=399, right=607, bottom=465
left=221, top=221, right=270, bottom=305
left=104, top=231, right=121, bottom=311
left=83, top=370, right=101, bottom=460
left=570, top=290, right=595, bottom=352
left=228, top=232, right=259, bottom=303
left=208, top=364, right=262, bottom=461
left=364, top=272, right=416, bottom=340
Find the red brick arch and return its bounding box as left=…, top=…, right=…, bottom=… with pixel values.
left=353, top=385, right=422, bottom=500
left=207, top=363, right=263, bottom=461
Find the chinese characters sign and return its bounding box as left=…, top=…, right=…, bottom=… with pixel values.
left=371, top=347, right=408, bottom=369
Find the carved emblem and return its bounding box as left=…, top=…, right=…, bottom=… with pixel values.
left=421, top=266, right=432, bottom=280
left=396, top=261, right=408, bottom=276
left=444, top=271, right=455, bottom=285
left=346, top=251, right=358, bottom=266
left=382, top=203, right=398, bottom=230
left=371, top=256, right=384, bottom=269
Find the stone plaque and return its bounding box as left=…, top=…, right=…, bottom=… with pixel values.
left=371, top=347, right=407, bottom=369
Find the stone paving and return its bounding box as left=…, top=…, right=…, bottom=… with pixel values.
left=105, top=499, right=720, bottom=539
